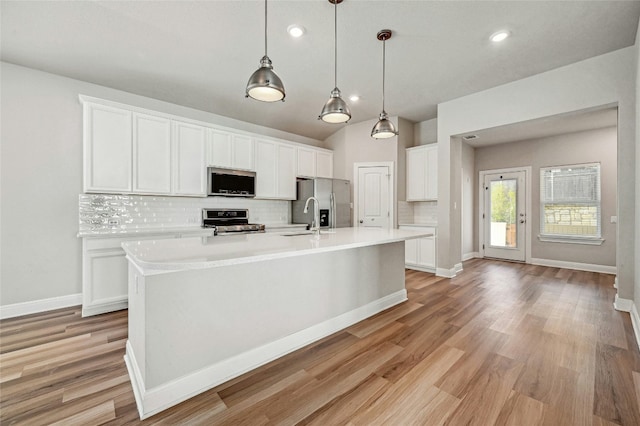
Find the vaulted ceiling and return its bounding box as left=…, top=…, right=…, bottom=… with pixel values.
left=2, top=1, right=639, bottom=141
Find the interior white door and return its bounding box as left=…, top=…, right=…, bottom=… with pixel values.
left=357, top=166, right=390, bottom=228
left=483, top=170, right=526, bottom=261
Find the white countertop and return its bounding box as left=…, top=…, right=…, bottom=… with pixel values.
left=123, top=227, right=433, bottom=274
left=398, top=222, right=438, bottom=228
left=77, top=226, right=215, bottom=239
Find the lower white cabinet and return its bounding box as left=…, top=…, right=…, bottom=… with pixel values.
left=400, top=226, right=437, bottom=272
left=81, top=230, right=212, bottom=317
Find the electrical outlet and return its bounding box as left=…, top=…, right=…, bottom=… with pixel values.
left=108, top=218, right=120, bottom=226
left=611, top=216, right=617, bottom=224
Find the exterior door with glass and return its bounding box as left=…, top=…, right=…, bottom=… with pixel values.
left=483, top=171, right=526, bottom=261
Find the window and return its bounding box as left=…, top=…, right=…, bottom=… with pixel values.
left=539, top=163, right=602, bottom=244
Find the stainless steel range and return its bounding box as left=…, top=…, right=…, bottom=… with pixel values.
left=202, top=209, right=265, bottom=235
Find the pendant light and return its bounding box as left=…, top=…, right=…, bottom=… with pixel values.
left=319, top=0, right=351, bottom=123
left=246, top=0, right=285, bottom=102
left=371, top=29, right=398, bottom=139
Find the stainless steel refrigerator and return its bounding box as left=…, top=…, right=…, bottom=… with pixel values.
left=292, top=178, right=351, bottom=229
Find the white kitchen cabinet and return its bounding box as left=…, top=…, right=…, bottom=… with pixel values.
left=400, top=226, right=436, bottom=272
left=255, top=139, right=296, bottom=200
left=172, top=121, right=207, bottom=196
left=406, top=144, right=438, bottom=201
left=296, top=147, right=316, bottom=177
left=81, top=229, right=213, bottom=317
left=83, top=102, right=132, bottom=193
left=207, top=129, right=255, bottom=171
left=296, top=146, right=333, bottom=178
left=133, top=113, right=172, bottom=194
left=316, top=150, right=333, bottom=178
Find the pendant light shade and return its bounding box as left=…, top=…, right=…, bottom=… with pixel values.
left=371, top=29, right=397, bottom=139
left=246, top=0, right=285, bottom=102
left=319, top=0, right=351, bottom=123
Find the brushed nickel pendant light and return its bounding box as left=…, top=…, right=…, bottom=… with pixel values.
left=246, top=0, right=285, bottom=102
left=319, top=0, right=351, bottom=123
left=371, top=29, right=398, bottom=139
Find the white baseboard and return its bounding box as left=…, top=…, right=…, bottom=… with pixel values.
left=613, top=296, right=640, bottom=351
left=82, top=298, right=128, bottom=317
left=614, top=276, right=618, bottom=289
left=126, top=289, right=408, bottom=420
left=436, top=262, right=463, bottom=278
left=613, top=294, right=634, bottom=312
left=530, top=258, right=616, bottom=275
left=462, top=252, right=480, bottom=261
left=630, top=304, right=640, bottom=352
left=0, top=293, right=82, bottom=320
left=405, top=264, right=436, bottom=274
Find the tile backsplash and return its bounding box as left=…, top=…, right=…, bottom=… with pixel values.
left=79, top=194, right=290, bottom=233
left=414, top=201, right=438, bottom=223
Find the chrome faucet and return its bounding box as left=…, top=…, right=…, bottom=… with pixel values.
left=303, top=197, right=321, bottom=236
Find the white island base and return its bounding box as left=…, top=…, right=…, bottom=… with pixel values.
left=123, top=228, right=430, bottom=419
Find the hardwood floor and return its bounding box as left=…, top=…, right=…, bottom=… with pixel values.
left=2, top=259, right=639, bottom=425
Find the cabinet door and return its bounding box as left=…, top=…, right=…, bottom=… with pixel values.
left=406, top=148, right=426, bottom=201
left=255, top=139, right=277, bottom=198
left=405, top=239, right=418, bottom=265
left=425, top=146, right=438, bottom=200
left=207, top=129, right=233, bottom=168
left=316, top=151, right=333, bottom=178
left=232, top=134, right=255, bottom=171
left=277, top=144, right=296, bottom=200
left=172, top=121, right=206, bottom=196
left=84, top=103, right=132, bottom=193
left=296, top=147, right=316, bottom=177
left=418, top=237, right=436, bottom=268
left=83, top=248, right=129, bottom=316
left=133, top=113, right=171, bottom=194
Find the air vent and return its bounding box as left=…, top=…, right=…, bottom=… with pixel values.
left=462, top=135, right=478, bottom=141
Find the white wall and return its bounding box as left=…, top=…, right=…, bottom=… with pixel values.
left=437, top=46, right=636, bottom=299
left=461, top=142, right=475, bottom=258
left=634, top=18, right=640, bottom=313
left=414, top=118, right=437, bottom=146
left=0, top=62, right=322, bottom=307
left=473, top=126, right=617, bottom=267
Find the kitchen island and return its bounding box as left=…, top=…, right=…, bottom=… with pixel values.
left=122, top=227, right=433, bottom=419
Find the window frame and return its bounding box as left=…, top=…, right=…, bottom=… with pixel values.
left=538, top=162, right=604, bottom=245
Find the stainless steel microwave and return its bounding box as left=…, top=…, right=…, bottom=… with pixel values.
left=207, top=168, right=256, bottom=197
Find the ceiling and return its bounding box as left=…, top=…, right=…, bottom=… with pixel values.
left=460, top=106, right=619, bottom=148
left=2, top=1, right=639, bottom=141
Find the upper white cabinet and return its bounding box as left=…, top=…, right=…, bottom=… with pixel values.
left=316, top=151, right=333, bottom=178
left=172, top=121, right=207, bottom=196
left=255, top=139, right=296, bottom=200
left=84, top=103, right=132, bottom=193
left=133, top=113, right=172, bottom=194
left=207, top=129, right=255, bottom=171
left=406, top=144, right=438, bottom=201
left=296, top=146, right=333, bottom=178
left=81, top=96, right=332, bottom=198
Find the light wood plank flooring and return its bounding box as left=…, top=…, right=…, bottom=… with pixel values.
left=2, top=259, right=640, bottom=425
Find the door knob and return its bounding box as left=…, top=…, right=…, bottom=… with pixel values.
left=359, top=220, right=363, bottom=223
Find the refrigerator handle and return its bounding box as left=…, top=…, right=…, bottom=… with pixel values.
left=330, top=192, right=335, bottom=229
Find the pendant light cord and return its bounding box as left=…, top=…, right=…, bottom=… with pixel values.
left=264, top=0, right=268, bottom=56
left=382, top=38, right=386, bottom=112
left=334, top=0, right=337, bottom=87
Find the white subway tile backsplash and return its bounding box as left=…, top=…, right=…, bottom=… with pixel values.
left=79, top=194, right=290, bottom=233
left=413, top=201, right=438, bottom=224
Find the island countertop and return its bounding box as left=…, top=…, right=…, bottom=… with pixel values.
left=122, top=227, right=432, bottom=274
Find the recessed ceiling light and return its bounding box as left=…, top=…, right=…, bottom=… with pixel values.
left=490, top=30, right=510, bottom=42
left=287, top=24, right=305, bottom=38
left=349, top=95, right=360, bottom=102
